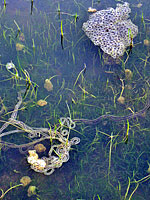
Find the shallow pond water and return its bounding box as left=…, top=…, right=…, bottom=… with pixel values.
left=0, top=0, right=150, bottom=199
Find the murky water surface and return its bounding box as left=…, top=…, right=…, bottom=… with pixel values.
left=0, top=0, right=150, bottom=199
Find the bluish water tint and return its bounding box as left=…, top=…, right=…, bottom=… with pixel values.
left=0, top=0, right=150, bottom=199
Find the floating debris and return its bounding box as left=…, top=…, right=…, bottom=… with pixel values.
left=28, top=150, right=38, bottom=161
left=144, top=39, right=150, bottom=47
left=136, top=3, right=142, bottom=8
left=19, top=32, right=25, bottom=41
left=37, top=99, right=47, bottom=107
left=44, top=79, right=53, bottom=91
left=88, top=7, right=97, bottom=13
left=27, top=150, right=47, bottom=171
left=32, top=159, right=47, bottom=170
left=125, top=69, right=133, bottom=80
left=117, top=96, right=125, bottom=104
left=20, top=176, right=32, bottom=187
left=82, top=2, right=138, bottom=59
left=34, top=143, right=46, bottom=153
left=16, top=43, right=25, bottom=51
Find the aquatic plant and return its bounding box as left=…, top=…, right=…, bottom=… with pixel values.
left=0, top=183, right=23, bottom=199
left=0, top=176, right=32, bottom=199
left=27, top=185, right=37, bottom=197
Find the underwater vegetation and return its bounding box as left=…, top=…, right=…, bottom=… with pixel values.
left=1, top=0, right=150, bottom=199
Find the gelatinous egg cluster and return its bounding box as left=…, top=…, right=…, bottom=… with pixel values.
left=82, top=2, right=138, bottom=59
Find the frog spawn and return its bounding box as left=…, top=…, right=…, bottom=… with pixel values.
left=82, top=2, right=138, bottom=59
